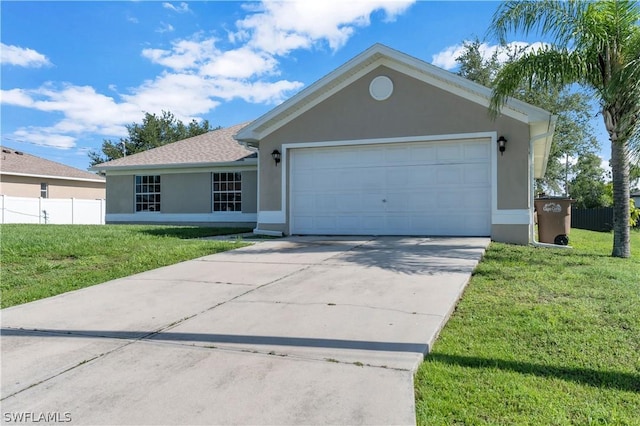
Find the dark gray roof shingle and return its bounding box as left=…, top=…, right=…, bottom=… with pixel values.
left=92, top=122, right=255, bottom=170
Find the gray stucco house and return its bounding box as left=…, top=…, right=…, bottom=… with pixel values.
left=94, top=44, right=556, bottom=245
left=92, top=123, right=258, bottom=227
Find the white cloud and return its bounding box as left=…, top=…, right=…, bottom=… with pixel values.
left=235, top=1, right=414, bottom=54
left=12, top=128, right=78, bottom=150
left=156, top=22, right=175, bottom=33
left=163, top=2, right=190, bottom=14
left=200, top=47, right=278, bottom=78
left=432, top=41, right=549, bottom=71
left=210, top=78, right=304, bottom=104
left=1, top=88, right=35, bottom=107
left=3, top=84, right=141, bottom=149
left=600, top=157, right=612, bottom=178
left=3, top=0, right=414, bottom=150
left=142, top=38, right=217, bottom=71
left=1, top=43, right=51, bottom=68
left=123, top=73, right=221, bottom=120
left=431, top=44, right=466, bottom=70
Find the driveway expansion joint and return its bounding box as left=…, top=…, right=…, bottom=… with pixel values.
left=230, top=300, right=446, bottom=318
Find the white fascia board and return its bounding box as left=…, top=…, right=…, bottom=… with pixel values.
left=95, top=159, right=257, bottom=175
left=530, top=116, right=557, bottom=178
left=0, top=171, right=105, bottom=183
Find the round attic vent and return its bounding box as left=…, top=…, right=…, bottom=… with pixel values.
left=369, top=76, right=393, bottom=101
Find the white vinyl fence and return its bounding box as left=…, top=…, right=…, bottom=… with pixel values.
left=0, top=195, right=105, bottom=225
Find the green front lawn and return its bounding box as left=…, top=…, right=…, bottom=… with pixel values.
left=415, top=229, right=640, bottom=425
left=0, top=224, right=251, bottom=308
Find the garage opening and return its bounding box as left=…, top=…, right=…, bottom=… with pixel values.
left=289, top=139, right=491, bottom=236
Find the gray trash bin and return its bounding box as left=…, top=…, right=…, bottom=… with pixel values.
left=534, top=198, right=574, bottom=245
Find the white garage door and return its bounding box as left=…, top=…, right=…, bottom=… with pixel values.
left=290, top=139, right=491, bottom=236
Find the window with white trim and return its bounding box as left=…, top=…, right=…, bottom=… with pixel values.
left=135, top=175, right=161, bottom=212
left=213, top=172, right=242, bottom=212
left=40, top=183, right=48, bottom=198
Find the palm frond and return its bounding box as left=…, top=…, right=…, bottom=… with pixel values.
left=489, top=48, right=587, bottom=117
left=490, top=0, right=588, bottom=48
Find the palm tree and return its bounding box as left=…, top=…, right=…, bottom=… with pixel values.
left=489, top=0, right=640, bottom=258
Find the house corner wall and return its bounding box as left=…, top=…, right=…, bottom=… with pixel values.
left=491, top=224, right=530, bottom=245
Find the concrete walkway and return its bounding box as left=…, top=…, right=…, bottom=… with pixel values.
left=1, top=236, right=489, bottom=425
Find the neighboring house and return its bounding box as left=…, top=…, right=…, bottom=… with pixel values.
left=632, top=190, right=640, bottom=206
left=91, top=123, right=258, bottom=226
left=235, top=44, right=556, bottom=245
left=0, top=147, right=105, bottom=199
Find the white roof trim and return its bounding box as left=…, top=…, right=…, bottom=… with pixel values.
left=235, top=43, right=554, bottom=143
left=531, top=116, right=557, bottom=179
left=0, top=171, right=105, bottom=183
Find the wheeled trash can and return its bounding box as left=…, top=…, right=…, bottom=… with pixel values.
left=534, top=198, right=574, bottom=245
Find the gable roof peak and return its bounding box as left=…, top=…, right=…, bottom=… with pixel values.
left=235, top=43, right=552, bottom=144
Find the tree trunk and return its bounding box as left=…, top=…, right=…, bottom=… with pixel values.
left=604, top=108, right=631, bottom=258
left=609, top=137, right=631, bottom=258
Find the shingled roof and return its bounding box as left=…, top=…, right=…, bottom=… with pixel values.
left=91, top=122, right=256, bottom=171
left=0, top=147, right=105, bottom=182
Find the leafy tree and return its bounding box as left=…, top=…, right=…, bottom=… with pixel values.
left=455, top=39, right=598, bottom=195
left=570, top=153, right=611, bottom=208
left=456, top=39, right=502, bottom=87
left=89, top=111, right=214, bottom=166
left=489, top=0, right=640, bottom=258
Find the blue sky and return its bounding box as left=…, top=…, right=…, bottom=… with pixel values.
left=1, top=0, right=607, bottom=171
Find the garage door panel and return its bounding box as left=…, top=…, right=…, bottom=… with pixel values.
left=435, top=166, right=464, bottom=185
left=361, top=193, right=386, bottom=211
left=291, top=194, right=315, bottom=214
left=386, top=169, right=411, bottom=186
left=464, top=165, right=490, bottom=185
left=290, top=140, right=491, bottom=236
left=436, top=192, right=459, bottom=208
left=410, top=145, right=437, bottom=163
left=385, top=193, right=410, bottom=212
left=465, top=189, right=491, bottom=210
left=464, top=143, right=490, bottom=161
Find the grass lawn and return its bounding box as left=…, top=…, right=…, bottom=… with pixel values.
left=415, top=229, right=640, bottom=425
left=0, top=224, right=252, bottom=308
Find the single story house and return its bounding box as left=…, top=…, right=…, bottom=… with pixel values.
left=94, top=44, right=556, bottom=245
left=91, top=123, right=258, bottom=227
left=0, top=147, right=105, bottom=199
left=235, top=44, right=555, bottom=245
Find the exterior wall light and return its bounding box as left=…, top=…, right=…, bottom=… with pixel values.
left=497, top=136, right=507, bottom=155
left=271, top=149, right=281, bottom=166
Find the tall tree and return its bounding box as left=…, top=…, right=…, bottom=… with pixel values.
left=89, top=111, right=214, bottom=166
left=489, top=0, right=640, bottom=258
left=570, top=153, right=611, bottom=208
left=455, top=39, right=598, bottom=195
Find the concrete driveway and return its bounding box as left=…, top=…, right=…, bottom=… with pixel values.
left=1, top=236, right=489, bottom=425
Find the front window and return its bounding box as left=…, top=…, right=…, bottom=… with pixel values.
left=135, top=175, right=161, bottom=212
left=40, top=183, right=48, bottom=198
left=213, top=172, right=241, bottom=212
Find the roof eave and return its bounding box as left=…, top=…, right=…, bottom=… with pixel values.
left=0, top=171, right=105, bottom=183
left=531, top=115, right=557, bottom=179
left=90, top=158, right=258, bottom=173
